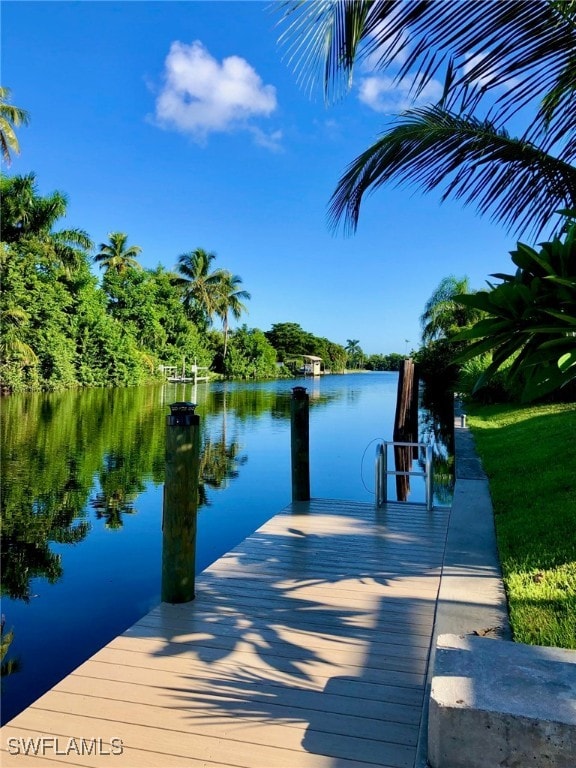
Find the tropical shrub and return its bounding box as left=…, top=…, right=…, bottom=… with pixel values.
left=456, top=355, right=521, bottom=404
left=456, top=214, right=576, bottom=401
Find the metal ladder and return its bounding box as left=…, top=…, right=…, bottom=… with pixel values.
left=375, top=440, right=434, bottom=511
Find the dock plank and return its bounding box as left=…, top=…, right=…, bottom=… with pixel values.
left=56, top=661, right=424, bottom=722
left=1, top=499, right=450, bottom=768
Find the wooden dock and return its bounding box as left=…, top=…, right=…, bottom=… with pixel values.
left=1, top=498, right=451, bottom=768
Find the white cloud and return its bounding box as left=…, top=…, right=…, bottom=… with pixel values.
left=249, top=126, right=283, bottom=152
left=358, top=75, right=443, bottom=114
left=359, top=24, right=410, bottom=73
left=463, top=54, right=519, bottom=91
left=355, top=21, right=442, bottom=114
left=154, top=41, right=278, bottom=145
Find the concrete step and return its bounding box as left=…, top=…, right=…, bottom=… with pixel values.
left=428, top=633, right=576, bottom=768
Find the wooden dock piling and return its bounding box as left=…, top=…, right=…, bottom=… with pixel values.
left=393, top=359, right=419, bottom=501
left=290, top=386, right=310, bottom=501
left=162, top=402, right=200, bottom=603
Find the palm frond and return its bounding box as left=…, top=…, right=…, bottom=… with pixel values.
left=0, top=122, right=18, bottom=162
left=0, top=86, right=30, bottom=164
left=278, top=1, right=576, bottom=158
left=329, top=106, right=576, bottom=238
left=278, top=0, right=376, bottom=101
left=0, top=87, right=30, bottom=126
left=55, top=228, right=93, bottom=251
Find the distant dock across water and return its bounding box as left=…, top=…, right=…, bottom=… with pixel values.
left=159, top=362, right=210, bottom=384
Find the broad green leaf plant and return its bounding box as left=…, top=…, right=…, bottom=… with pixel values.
left=455, top=213, right=576, bottom=400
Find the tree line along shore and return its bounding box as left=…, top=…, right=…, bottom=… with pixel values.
left=1, top=173, right=409, bottom=393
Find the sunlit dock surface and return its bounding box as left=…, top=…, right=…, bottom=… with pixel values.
left=1, top=498, right=451, bottom=768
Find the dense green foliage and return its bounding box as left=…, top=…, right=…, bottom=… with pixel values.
left=456, top=216, right=576, bottom=401
left=1, top=174, right=373, bottom=392
left=468, top=402, right=576, bottom=648
left=409, top=215, right=576, bottom=404
left=364, top=352, right=404, bottom=371
left=220, top=325, right=278, bottom=379
left=416, top=229, right=576, bottom=404
left=0, top=175, right=155, bottom=390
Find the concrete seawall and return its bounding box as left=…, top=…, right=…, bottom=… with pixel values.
left=423, top=417, right=576, bottom=768
left=433, top=420, right=511, bottom=643
left=415, top=418, right=511, bottom=767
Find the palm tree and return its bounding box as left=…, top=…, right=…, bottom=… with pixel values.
left=2, top=174, right=72, bottom=240
left=215, top=271, right=251, bottom=358
left=94, top=232, right=142, bottom=274
left=0, top=173, right=93, bottom=273
left=0, top=307, right=38, bottom=365
left=420, top=276, right=480, bottom=345
left=176, top=248, right=224, bottom=331
left=345, top=338, right=362, bottom=369
left=0, top=86, right=29, bottom=165
left=50, top=228, right=94, bottom=276
left=279, top=1, right=576, bottom=238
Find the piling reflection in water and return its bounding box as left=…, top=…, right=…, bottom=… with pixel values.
left=393, top=443, right=412, bottom=502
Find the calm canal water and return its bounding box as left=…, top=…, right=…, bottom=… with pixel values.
left=0, top=373, right=453, bottom=724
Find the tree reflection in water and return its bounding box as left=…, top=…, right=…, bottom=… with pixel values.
left=90, top=452, right=143, bottom=529
left=200, top=387, right=247, bottom=503
left=1, top=388, right=163, bottom=602
left=1, top=618, right=21, bottom=681
left=0, top=385, right=283, bottom=603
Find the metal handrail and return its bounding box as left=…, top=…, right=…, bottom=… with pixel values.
left=375, top=441, right=434, bottom=511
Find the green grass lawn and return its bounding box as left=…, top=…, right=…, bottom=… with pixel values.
left=467, top=401, right=576, bottom=649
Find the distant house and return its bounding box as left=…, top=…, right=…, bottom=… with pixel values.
left=301, top=355, right=324, bottom=376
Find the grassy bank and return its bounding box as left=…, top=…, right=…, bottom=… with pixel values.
left=467, top=401, right=576, bottom=649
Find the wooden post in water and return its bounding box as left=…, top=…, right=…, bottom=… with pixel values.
left=162, top=402, right=200, bottom=603
left=394, top=359, right=418, bottom=441
left=410, top=360, right=419, bottom=459
left=393, top=359, right=418, bottom=501
left=291, top=386, right=310, bottom=501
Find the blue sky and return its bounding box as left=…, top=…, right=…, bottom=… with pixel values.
left=2, top=0, right=518, bottom=354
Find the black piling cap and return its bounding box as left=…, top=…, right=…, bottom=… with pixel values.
left=292, top=386, right=308, bottom=399
left=168, top=402, right=199, bottom=426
